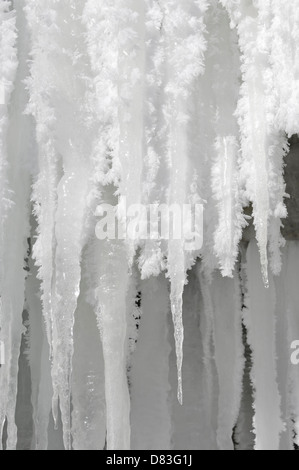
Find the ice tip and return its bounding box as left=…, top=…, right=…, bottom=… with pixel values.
left=177, top=383, right=183, bottom=406
left=262, top=271, right=269, bottom=289
left=261, top=262, right=269, bottom=289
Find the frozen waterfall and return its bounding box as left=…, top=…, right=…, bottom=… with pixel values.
left=1, top=0, right=299, bottom=451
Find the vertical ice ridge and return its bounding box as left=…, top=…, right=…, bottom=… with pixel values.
left=273, top=245, right=294, bottom=450
left=244, top=240, right=284, bottom=450
left=83, top=0, right=131, bottom=451
left=71, top=264, right=106, bottom=451
left=197, top=267, right=216, bottom=432
left=0, top=12, right=18, bottom=443
left=0, top=0, right=33, bottom=450
left=93, top=239, right=131, bottom=450
left=131, top=276, right=172, bottom=450
left=209, top=271, right=244, bottom=450
left=282, top=243, right=299, bottom=447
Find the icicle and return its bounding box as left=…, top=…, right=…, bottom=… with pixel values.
left=163, top=0, right=209, bottom=405
left=91, top=238, right=131, bottom=450
left=270, top=0, right=299, bottom=137
left=235, top=2, right=270, bottom=286
left=82, top=0, right=120, bottom=188
left=24, top=0, right=61, bottom=353
left=209, top=1, right=246, bottom=277
left=25, top=223, right=54, bottom=449
left=131, top=276, right=172, bottom=450
left=243, top=240, right=284, bottom=450
left=83, top=0, right=133, bottom=451
left=167, top=244, right=185, bottom=406
left=223, top=0, right=288, bottom=283
left=138, top=0, right=168, bottom=280
left=170, top=266, right=217, bottom=450
left=212, top=136, right=245, bottom=277
left=46, top=1, right=93, bottom=449
left=26, top=0, right=97, bottom=449
left=0, top=0, right=17, bottom=236
left=0, top=0, right=18, bottom=339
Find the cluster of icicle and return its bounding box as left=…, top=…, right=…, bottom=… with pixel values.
left=1, top=0, right=299, bottom=451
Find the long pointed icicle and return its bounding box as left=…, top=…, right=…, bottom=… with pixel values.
left=170, top=267, right=217, bottom=450
left=50, top=3, right=93, bottom=449
left=228, top=1, right=270, bottom=286
left=27, top=0, right=96, bottom=449
left=163, top=0, right=209, bottom=405
left=223, top=0, right=288, bottom=282
left=83, top=0, right=131, bottom=451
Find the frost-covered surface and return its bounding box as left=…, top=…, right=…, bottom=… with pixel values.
left=1, top=0, right=299, bottom=451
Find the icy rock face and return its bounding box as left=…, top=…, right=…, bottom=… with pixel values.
left=1, top=0, right=299, bottom=451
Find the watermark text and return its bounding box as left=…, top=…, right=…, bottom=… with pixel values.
left=95, top=199, right=203, bottom=251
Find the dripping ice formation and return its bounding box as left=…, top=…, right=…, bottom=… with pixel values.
left=0, top=0, right=299, bottom=451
